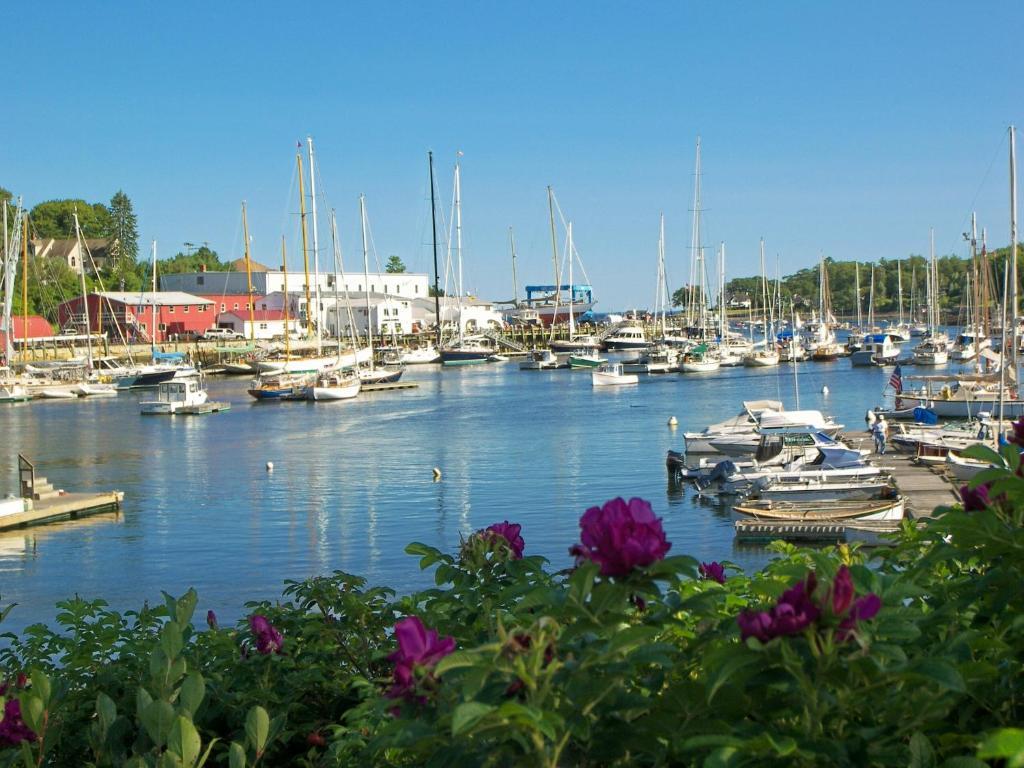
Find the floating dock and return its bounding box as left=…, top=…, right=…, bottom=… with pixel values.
left=734, top=518, right=901, bottom=544
left=0, top=491, right=124, bottom=532
left=361, top=382, right=420, bottom=393
left=869, top=451, right=959, bottom=519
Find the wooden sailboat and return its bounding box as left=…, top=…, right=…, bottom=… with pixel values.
left=809, top=256, right=843, bottom=360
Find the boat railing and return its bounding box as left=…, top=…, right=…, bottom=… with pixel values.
left=18, top=454, right=35, bottom=499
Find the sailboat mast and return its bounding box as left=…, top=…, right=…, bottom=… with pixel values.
left=971, top=212, right=981, bottom=374
left=509, top=227, right=519, bottom=308
left=72, top=212, right=93, bottom=371
left=281, top=236, right=291, bottom=360
left=929, top=229, right=937, bottom=333
left=307, top=137, right=323, bottom=356
left=21, top=215, right=28, bottom=356
left=658, top=214, right=666, bottom=338
left=296, top=150, right=313, bottom=340
left=718, top=242, right=726, bottom=341
left=1010, top=125, right=1019, bottom=385
left=454, top=155, right=464, bottom=346
left=546, top=186, right=560, bottom=342
left=359, top=194, right=374, bottom=368
left=759, top=238, right=769, bottom=339
left=568, top=221, right=575, bottom=338
left=897, top=260, right=904, bottom=326
left=242, top=201, right=256, bottom=344
left=150, top=240, right=157, bottom=353
left=855, top=262, right=862, bottom=328
left=428, top=152, right=442, bottom=347
left=688, top=137, right=702, bottom=330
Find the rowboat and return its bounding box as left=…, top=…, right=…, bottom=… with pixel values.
left=733, top=497, right=905, bottom=523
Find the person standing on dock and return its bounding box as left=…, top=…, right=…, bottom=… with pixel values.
left=871, top=415, right=889, bottom=455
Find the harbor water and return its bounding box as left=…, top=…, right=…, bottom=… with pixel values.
left=1, top=356, right=917, bottom=636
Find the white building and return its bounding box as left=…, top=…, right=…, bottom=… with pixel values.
left=161, top=270, right=430, bottom=302
left=216, top=309, right=303, bottom=340
left=260, top=291, right=415, bottom=337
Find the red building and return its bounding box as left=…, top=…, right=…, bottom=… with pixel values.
left=0, top=315, right=53, bottom=355
left=196, top=294, right=267, bottom=315
left=57, top=291, right=214, bottom=343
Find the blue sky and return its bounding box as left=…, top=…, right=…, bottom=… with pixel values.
left=6, top=2, right=1022, bottom=310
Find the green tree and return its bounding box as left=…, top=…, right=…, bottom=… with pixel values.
left=157, top=245, right=229, bottom=275
left=107, top=190, right=139, bottom=264
left=0, top=186, right=11, bottom=206
left=385, top=255, right=407, bottom=273
left=30, top=199, right=111, bottom=239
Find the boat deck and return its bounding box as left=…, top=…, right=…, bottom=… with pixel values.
left=0, top=491, right=124, bottom=532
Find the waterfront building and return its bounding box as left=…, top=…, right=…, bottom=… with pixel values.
left=160, top=270, right=430, bottom=302
left=30, top=237, right=120, bottom=275
left=57, top=291, right=213, bottom=343
left=0, top=315, right=53, bottom=354
left=215, top=309, right=302, bottom=340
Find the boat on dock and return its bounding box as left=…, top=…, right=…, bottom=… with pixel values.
left=141, top=377, right=228, bottom=415
left=733, top=496, right=906, bottom=523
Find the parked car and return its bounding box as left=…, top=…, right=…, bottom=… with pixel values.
left=202, top=327, right=244, bottom=341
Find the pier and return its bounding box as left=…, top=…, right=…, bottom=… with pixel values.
left=870, top=451, right=960, bottom=519
left=2, top=455, right=125, bottom=532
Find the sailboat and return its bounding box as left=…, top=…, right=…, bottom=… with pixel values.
left=306, top=211, right=361, bottom=402
left=913, top=231, right=949, bottom=366
left=353, top=195, right=403, bottom=384
left=742, top=239, right=780, bottom=367
left=0, top=199, right=30, bottom=402
left=807, top=256, right=843, bottom=360
left=439, top=153, right=494, bottom=365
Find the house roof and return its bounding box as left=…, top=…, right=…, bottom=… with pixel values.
left=198, top=294, right=267, bottom=305
left=229, top=258, right=270, bottom=272
left=32, top=238, right=116, bottom=260
left=218, top=310, right=290, bottom=322
left=0, top=315, right=53, bottom=340
left=95, top=291, right=213, bottom=306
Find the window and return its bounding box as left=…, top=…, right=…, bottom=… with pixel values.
left=183, top=305, right=190, bottom=313
left=259, top=323, right=268, bottom=330
left=415, top=285, right=419, bottom=294
left=197, top=275, right=205, bottom=286
left=158, top=323, right=166, bottom=331
left=71, top=257, right=76, bottom=267
left=169, top=306, right=175, bottom=314
left=233, top=303, right=239, bottom=310
left=245, top=303, right=251, bottom=310
left=221, top=304, right=226, bottom=312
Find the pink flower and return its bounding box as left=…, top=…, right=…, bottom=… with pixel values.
left=248, top=614, right=284, bottom=655
left=569, top=497, right=671, bottom=577
left=960, top=483, right=990, bottom=512
left=738, top=572, right=820, bottom=642
left=387, top=616, right=455, bottom=702
left=485, top=521, right=525, bottom=559
left=699, top=561, right=727, bottom=584
left=1008, top=417, right=1024, bottom=446
left=206, top=610, right=218, bottom=630
left=837, top=594, right=882, bottom=642
left=0, top=676, right=36, bottom=747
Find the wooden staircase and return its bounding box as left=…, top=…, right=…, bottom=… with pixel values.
left=30, top=476, right=64, bottom=501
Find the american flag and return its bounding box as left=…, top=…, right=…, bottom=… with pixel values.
left=889, top=364, right=903, bottom=393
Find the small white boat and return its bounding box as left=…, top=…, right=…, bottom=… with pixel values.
left=488, top=354, right=509, bottom=362
left=742, top=349, right=781, bottom=367
left=75, top=383, right=118, bottom=397
left=945, top=452, right=990, bottom=483
left=592, top=362, right=638, bottom=387
left=38, top=387, right=79, bottom=399
left=519, top=349, right=561, bottom=370
left=399, top=345, right=442, bottom=365
left=140, top=378, right=210, bottom=415
left=0, top=383, right=31, bottom=402
left=307, top=372, right=361, bottom=401
left=734, top=496, right=906, bottom=523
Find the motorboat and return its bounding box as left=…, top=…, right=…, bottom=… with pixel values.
left=708, top=425, right=858, bottom=461
left=399, top=344, right=442, bottom=365
left=0, top=382, right=30, bottom=403
left=247, top=373, right=311, bottom=401
left=682, top=400, right=785, bottom=454
left=850, top=334, right=901, bottom=366
left=519, top=349, right=561, bottom=370
left=949, top=333, right=991, bottom=362
left=357, top=365, right=404, bottom=384
left=601, top=323, right=650, bottom=351
left=568, top=349, right=606, bottom=369
left=140, top=377, right=210, bottom=415
left=74, top=382, right=118, bottom=397
left=912, top=334, right=949, bottom=366
left=591, top=362, right=638, bottom=386
left=38, top=387, right=78, bottom=399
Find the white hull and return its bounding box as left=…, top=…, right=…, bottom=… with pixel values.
left=742, top=352, right=780, bottom=367
left=257, top=347, right=370, bottom=374
left=912, top=350, right=948, bottom=366
left=39, top=387, right=78, bottom=399
left=945, top=453, right=989, bottom=482
left=309, top=382, right=360, bottom=401
left=399, top=347, right=441, bottom=364
left=592, top=363, right=638, bottom=386
left=75, top=383, right=118, bottom=397
left=680, top=360, right=720, bottom=373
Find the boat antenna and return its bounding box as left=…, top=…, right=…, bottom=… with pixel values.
left=428, top=151, right=442, bottom=347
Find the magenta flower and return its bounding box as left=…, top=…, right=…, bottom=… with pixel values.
left=0, top=678, right=36, bottom=747
left=206, top=610, right=218, bottom=630
left=248, top=614, right=284, bottom=655
left=837, top=593, right=882, bottom=642
left=960, top=483, right=990, bottom=512
left=569, top=497, right=671, bottom=577
left=387, top=616, right=455, bottom=702
left=830, top=565, right=855, bottom=615
left=738, top=572, right=820, bottom=642
left=1008, top=417, right=1024, bottom=446
left=699, top=561, right=726, bottom=584
left=485, top=521, right=525, bottom=559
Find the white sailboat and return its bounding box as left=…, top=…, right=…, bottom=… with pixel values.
left=913, top=230, right=949, bottom=365
left=742, top=239, right=780, bottom=367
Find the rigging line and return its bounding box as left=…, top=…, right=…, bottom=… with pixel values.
left=942, top=129, right=1008, bottom=256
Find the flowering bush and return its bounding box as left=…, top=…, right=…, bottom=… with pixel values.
left=0, top=493, right=1022, bottom=766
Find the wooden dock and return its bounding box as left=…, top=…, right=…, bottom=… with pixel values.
left=361, top=382, right=420, bottom=393
left=0, top=491, right=124, bottom=532
left=869, top=451, right=960, bottom=519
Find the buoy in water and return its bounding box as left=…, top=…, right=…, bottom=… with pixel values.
left=266, top=461, right=274, bottom=472
left=668, top=416, right=678, bottom=427
left=821, top=386, right=830, bottom=395
left=432, top=467, right=442, bottom=480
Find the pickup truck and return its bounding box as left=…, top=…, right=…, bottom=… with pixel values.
left=202, top=327, right=244, bottom=341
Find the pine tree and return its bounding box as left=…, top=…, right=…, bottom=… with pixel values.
left=108, top=190, right=139, bottom=264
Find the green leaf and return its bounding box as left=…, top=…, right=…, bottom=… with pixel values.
left=228, top=742, right=247, bottom=768
left=179, top=672, right=205, bottom=716
left=19, top=694, right=44, bottom=735
left=434, top=650, right=479, bottom=677
left=97, top=692, right=117, bottom=730
left=906, top=658, right=966, bottom=693
left=939, top=758, right=989, bottom=768
left=142, top=699, right=177, bottom=748
left=160, top=621, right=184, bottom=660
left=961, top=443, right=1002, bottom=467
left=175, top=589, right=198, bottom=626
left=909, top=732, right=936, bottom=768
left=451, top=702, right=495, bottom=735
left=978, top=728, right=1024, bottom=767
left=167, top=715, right=202, bottom=767
left=568, top=561, right=598, bottom=605
left=706, top=650, right=761, bottom=702
left=245, top=706, right=270, bottom=754
left=29, top=670, right=51, bottom=704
